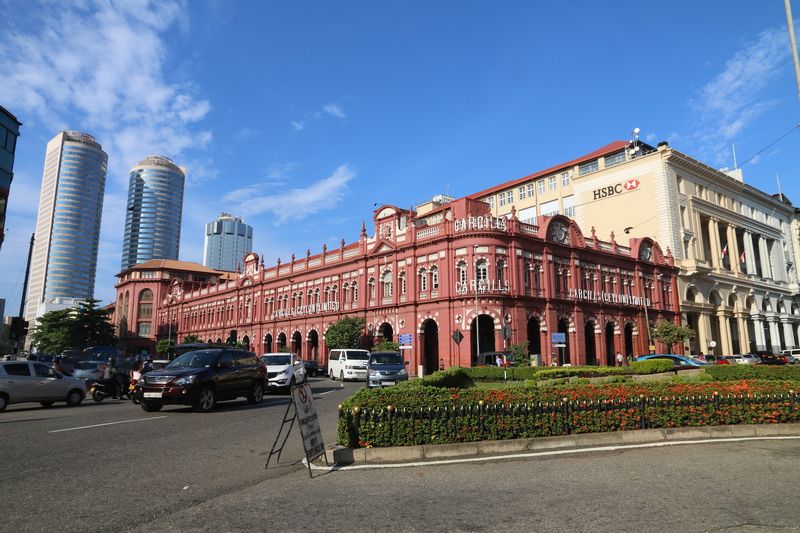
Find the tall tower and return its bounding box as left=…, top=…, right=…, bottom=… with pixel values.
left=25, top=131, right=108, bottom=324
left=203, top=213, right=253, bottom=272
left=121, top=155, right=185, bottom=271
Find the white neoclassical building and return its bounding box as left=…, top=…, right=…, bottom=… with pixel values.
left=472, top=139, right=800, bottom=356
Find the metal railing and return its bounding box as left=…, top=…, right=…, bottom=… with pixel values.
left=340, top=391, right=798, bottom=448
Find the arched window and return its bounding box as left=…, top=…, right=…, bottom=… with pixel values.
left=314, top=288, right=320, bottom=305
left=324, top=286, right=331, bottom=303
left=430, top=266, right=439, bottom=290
left=332, top=285, right=339, bottom=302
left=457, top=261, right=468, bottom=285
left=496, top=260, right=505, bottom=285
left=368, top=277, right=376, bottom=300
left=352, top=282, right=358, bottom=304
left=419, top=268, right=428, bottom=292
left=476, top=259, right=488, bottom=283
left=382, top=271, right=393, bottom=298
left=343, top=283, right=350, bottom=303
left=523, top=261, right=531, bottom=293
left=399, top=271, right=406, bottom=295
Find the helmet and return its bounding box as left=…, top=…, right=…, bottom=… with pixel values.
left=54, top=355, right=62, bottom=362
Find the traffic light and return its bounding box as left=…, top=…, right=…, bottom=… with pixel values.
left=9, top=317, right=28, bottom=340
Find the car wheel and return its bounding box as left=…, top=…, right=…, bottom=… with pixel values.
left=0, top=393, right=8, bottom=411
left=66, top=389, right=84, bottom=407
left=40, top=401, right=55, bottom=408
left=141, top=402, right=162, bottom=412
left=193, top=387, right=216, bottom=412
left=247, top=381, right=264, bottom=404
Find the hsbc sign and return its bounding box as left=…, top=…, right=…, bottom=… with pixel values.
left=592, top=178, right=641, bottom=200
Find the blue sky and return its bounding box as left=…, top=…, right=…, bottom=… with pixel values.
left=1, top=0, right=799, bottom=313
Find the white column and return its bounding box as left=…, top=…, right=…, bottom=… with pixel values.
left=709, top=219, right=721, bottom=269
left=773, top=240, right=788, bottom=282
left=782, top=320, right=796, bottom=349
left=758, top=237, right=772, bottom=279
left=698, top=313, right=713, bottom=354
left=752, top=317, right=766, bottom=350
left=744, top=232, right=757, bottom=275
left=719, top=311, right=733, bottom=355
left=727, top=225, right=740, bottom=273
left=768, top=319, right=782, bottom=352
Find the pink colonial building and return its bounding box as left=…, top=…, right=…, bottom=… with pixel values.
left=114, top=197, right=681, bottom=375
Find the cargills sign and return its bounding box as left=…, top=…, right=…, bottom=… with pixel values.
left=592, top=178, right=640, bottom=201
left=455, top=279, right=511, bottom=295
left=454, top=215, right=508, bottom=233
left=569, top=288, right=650, bottom=307
left=272, top=301, right=340, bottom=319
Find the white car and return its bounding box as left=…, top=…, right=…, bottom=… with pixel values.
left=260, top=353, right=306, bottom=392
left=0, top=360, right=86, bottom=411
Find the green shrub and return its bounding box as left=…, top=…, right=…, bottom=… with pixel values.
left=706, top=365, right=800, bottom=381
left=338, top=379, right=800, bottom=447
left=628, top=359, right=675, bottom=374
left=459, top=366, right=544, bottom=382
left=419, top=367, right=475, bottom=389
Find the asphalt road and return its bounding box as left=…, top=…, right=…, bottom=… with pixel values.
left=0, top=376, right=357, bottom=533
left=4, top=378, right=800, bottom=533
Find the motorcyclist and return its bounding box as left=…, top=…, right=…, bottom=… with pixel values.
left=141, top=358, right=154, bottom=374
left=108, top=355, right=128, bottom=399
left=53, top=356, right=65, bottom=375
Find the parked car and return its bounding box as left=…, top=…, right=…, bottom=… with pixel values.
left=0, top=360, right=85, bottom=411
left=72, top=360, right=109, bottom=382
left=636, top=354, right=711, bottom=368
left=327, top=349, right=370, bottom=381
left=366, top=352, right=409, bottom=388
left=133, top=348, right=266, bottom=413
left=260, top=353, right=306, bottom=392
left=730, top=354, right=760, bottom=365
left=750, top=351, right=788, bottom=365
left=302, top=360, right=324, bottom=377
left=780, top=349, right=800, bottom=364
left=699, top=354, right=730, bottom=365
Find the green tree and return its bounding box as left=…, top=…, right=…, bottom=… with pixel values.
left=182, top=335, right=201, bottom=344
left=156, top=339, right=175, bottom=356
left=29, top=309, right=77, bottom=354
left=324, top=316, right=366, bottom=349
left=278, top=345, right=292, bottom=353
left=650, top=319, right=695, bottom=352
left=373, top=340, right=400, bottom=352
left=73, top=298, right=117, bottom=348
left=509, top=340, right=529, bottom=365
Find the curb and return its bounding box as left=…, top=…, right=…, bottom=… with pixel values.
left=323, top=423, right=800, bottom=466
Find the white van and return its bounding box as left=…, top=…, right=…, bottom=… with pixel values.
left=327, top=349, right=370, bottom=381
left=781, top=349, right=800, bottom=364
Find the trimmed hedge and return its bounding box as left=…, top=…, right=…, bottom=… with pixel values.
left=337, top=379, right=800, bottom=447
left=417, top=367, right=475, bottom=389
left=460, top=366, right=544, bottom=382
left=531, top=360, right=674, bottom=380
left=706, top=365, right=800, bottom=381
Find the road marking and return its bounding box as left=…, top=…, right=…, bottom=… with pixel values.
left=49, top=416, right=167, bottom=433
left=307, top=435, right=800, bottom=471
left=315, top=390, right=338, bottom=397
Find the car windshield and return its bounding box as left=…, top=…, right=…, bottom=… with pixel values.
left=264, top=355, right=292, bottom=365
left=348, top=352, right=369, bottom=360
left=370, top=353, right=402, bottom=365
left=74, top=361, right=100, bottom=370
left=166, top=350, right=218, bottom=369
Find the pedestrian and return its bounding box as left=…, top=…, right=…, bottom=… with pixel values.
left=616, top=352, right=623, bottom=367
left=495, top=354, right=502, bottom=367
left=438, top=359, right=445, bottom=372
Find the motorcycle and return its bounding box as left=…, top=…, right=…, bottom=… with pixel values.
left=129, top=378, right=140, bottom=404
left=88, top=378, right=129, bottom=402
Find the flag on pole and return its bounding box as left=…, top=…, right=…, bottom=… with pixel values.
left=739, top=250, right=746, bottom=264
left=721, top=243, right=728, bottom=259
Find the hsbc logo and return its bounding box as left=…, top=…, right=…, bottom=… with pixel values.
left=592, top=178, right=641, bottom=200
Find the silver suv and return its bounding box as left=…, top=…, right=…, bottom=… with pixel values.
left=0, top=361, right=86, bottom=411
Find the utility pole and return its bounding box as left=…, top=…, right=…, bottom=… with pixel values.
left=786, top=0, right=800, bottom=104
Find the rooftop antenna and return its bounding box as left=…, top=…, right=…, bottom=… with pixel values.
left=628, top=127, right=641, bottom=158
left=777, top=173, right=785, bottom=202
left=732, top=144, right=738, bottom=169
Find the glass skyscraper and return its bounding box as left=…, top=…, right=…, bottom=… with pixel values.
left=121, top=155, right=185, bottom=271
left=203, top=213, right=253, bottom=272
left=26, top=131, right=108, bottom=324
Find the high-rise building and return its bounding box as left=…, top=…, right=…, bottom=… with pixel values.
left=0, top=105, right=22, bottom=253
left=121, top=155, right=185, bottom=271
left=25, top=131, right=108, bottom=324
left=203, top=213, right=253, bottom=272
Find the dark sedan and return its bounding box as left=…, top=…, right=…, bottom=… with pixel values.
left=302, top=360, right=324, bottom=377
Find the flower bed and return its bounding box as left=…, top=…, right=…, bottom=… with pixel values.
left=337, top=379, right=800, bottom=448
left=706, top=365, right=800, bottom=381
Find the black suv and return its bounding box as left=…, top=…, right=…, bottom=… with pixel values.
left=133, top=349, right=266, bottom=413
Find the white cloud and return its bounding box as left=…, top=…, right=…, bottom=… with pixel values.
left=224, top=164, right=356, bottom=223
left=323, top=103, right=346, bottom=119
left=0, top=0, right=212, bottom=181
left=689, top=26, right=788, bottom=164
left=290, top=102, right=347, bottom=131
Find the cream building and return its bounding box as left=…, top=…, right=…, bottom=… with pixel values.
left=473, top=139, right=800, bottom=356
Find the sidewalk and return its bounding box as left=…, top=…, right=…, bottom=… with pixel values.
left=327, top=423, right=800, bottom=466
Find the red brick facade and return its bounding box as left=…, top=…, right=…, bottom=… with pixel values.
left=115, top=198, right=681, bottom=374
